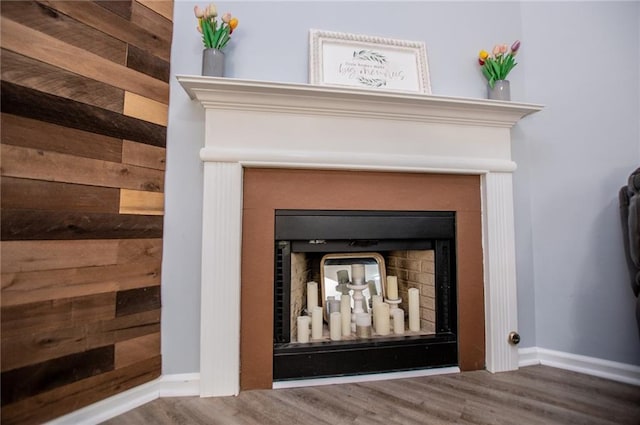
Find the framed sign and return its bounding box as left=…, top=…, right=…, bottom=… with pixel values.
left=309, top=29, right=431, bottom=94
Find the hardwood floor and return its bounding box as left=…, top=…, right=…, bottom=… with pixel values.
left=102, top=366, right=640, bottom=425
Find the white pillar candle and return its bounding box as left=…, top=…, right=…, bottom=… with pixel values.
left=408, top=288, right=420, bottom=332
left=351, top=264, right=365, bottom=284
left=330, top=312, right=342, bottom=341
left=355, top=313, right=371, bottom=338
left=328, top=299, right=341, bottom=315
left=375, top=302, right=390, bottom=336
left=371, top=295, right=383, bottom=331
left=387, top=275, right=399, bottom=300
left=307, top=281, right=318, bottom=311
left=340, top=294, right=351, bottom=336
left=393, top=308, right=405, bottom=335
left=297, top=316, right=310, bottom=343
left=311, top=306, right=323, bottom=340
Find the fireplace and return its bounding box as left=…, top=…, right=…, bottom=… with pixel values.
left=273, top=210, right=457, bottom=380
left=177, top=75, right=542, bottom=396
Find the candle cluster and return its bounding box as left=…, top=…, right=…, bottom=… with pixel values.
left=296, top=266, right=422, bottom=343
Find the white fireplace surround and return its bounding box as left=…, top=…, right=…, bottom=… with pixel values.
left=178, top=76, right=543, bottom=397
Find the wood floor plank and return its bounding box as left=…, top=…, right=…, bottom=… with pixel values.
left=103, top=366, right=640, bottom=425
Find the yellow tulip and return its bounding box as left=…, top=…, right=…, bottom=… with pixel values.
left=229, top=17, right=238, bottom=30
left=479, top=50, right=489, bottom=60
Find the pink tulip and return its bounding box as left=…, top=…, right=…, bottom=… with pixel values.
left=205, top=3, right=217, bottom=17
left=222, top=12, right=232, bottom=23
left=499, top=44, right=508, bottom=54
left=492, top=45, right=501, bottom=56
left=194, top=5, right=205, bottom=18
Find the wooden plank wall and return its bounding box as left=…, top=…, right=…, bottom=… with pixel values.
left=0, top=1, right=173, bottom=423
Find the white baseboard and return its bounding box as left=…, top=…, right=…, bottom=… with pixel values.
left=44, top=373, right=201, bottom=425
left=518, top=346, right=640, bottom=386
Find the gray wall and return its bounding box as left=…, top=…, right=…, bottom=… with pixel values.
left=163, top=1, right=640, bottom=374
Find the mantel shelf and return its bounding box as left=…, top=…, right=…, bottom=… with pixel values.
left=177, top=75, right=543, bottom=129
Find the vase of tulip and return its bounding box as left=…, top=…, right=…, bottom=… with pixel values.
left=478, top=40, right=520, bottom=101
left=194, top=3, right=238, bottom=77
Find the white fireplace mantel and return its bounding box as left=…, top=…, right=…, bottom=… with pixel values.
left=178, top=75, right=543, bottom=397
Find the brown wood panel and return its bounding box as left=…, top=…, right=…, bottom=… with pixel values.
left=1, top=346, right=115, bottom=406
left=114, top=332, right=160, bottom=369
left=1, top=82, right=166, bottom=148
left=131, top=1, right=173, bottom=43
left=38, top=0, right=171, bottom=61
left=1, top=178, right=120, bottom=213
left=0, top=1, right=127, bottom=64
left=1, top=49, right=125, bottom=113
left=115, top=285, right=161, bottom=316
left=1, top=113, right=123, bottom=163
left=122, top=140, right=166, bottom=171
left=1, top=260, right=162, bottom=307
left=0, top=0, right=171, bottom=420
left=1, top=144, right=164, bottom=192
left=123, top=91, right=168, bottom=126
left=1, top=238, right=162, bottom=273
left=1, top=355, right=161, bottom=425
left=136, top=0, right=173, bottom=22
left=2, top=309, right=160, bottom=372
left=1, top=17, right=169, bottom=103
left=240, top=169, right=484, bottom=390
left=119, top=189, right=164, bottom=215
left=1, top=292, right=115, bottom=338
left=1, top=209, right=164, bottom=240
left=96, top=0, right=133, bottom=20
left=126, top=44, right=170, bottom=83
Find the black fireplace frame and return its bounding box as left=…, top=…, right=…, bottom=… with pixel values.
left=273, top=210, right=458, bottom=380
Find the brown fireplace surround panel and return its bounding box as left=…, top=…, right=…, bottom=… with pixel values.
left=241, top=168, right=485, bottom=390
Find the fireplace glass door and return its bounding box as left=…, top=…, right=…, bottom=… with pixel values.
left=273, top=210, right=458, bottom=380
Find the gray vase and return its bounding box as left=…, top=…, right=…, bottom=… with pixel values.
left=202, top=48, right=225, bottom=77
left=488, top=80, right=510, bottom=101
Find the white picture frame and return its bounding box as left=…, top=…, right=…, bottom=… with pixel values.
left=309, top=29, right=431, bottom=94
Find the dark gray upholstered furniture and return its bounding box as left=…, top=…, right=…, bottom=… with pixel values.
left=619, top=167, right=640, bottom=335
